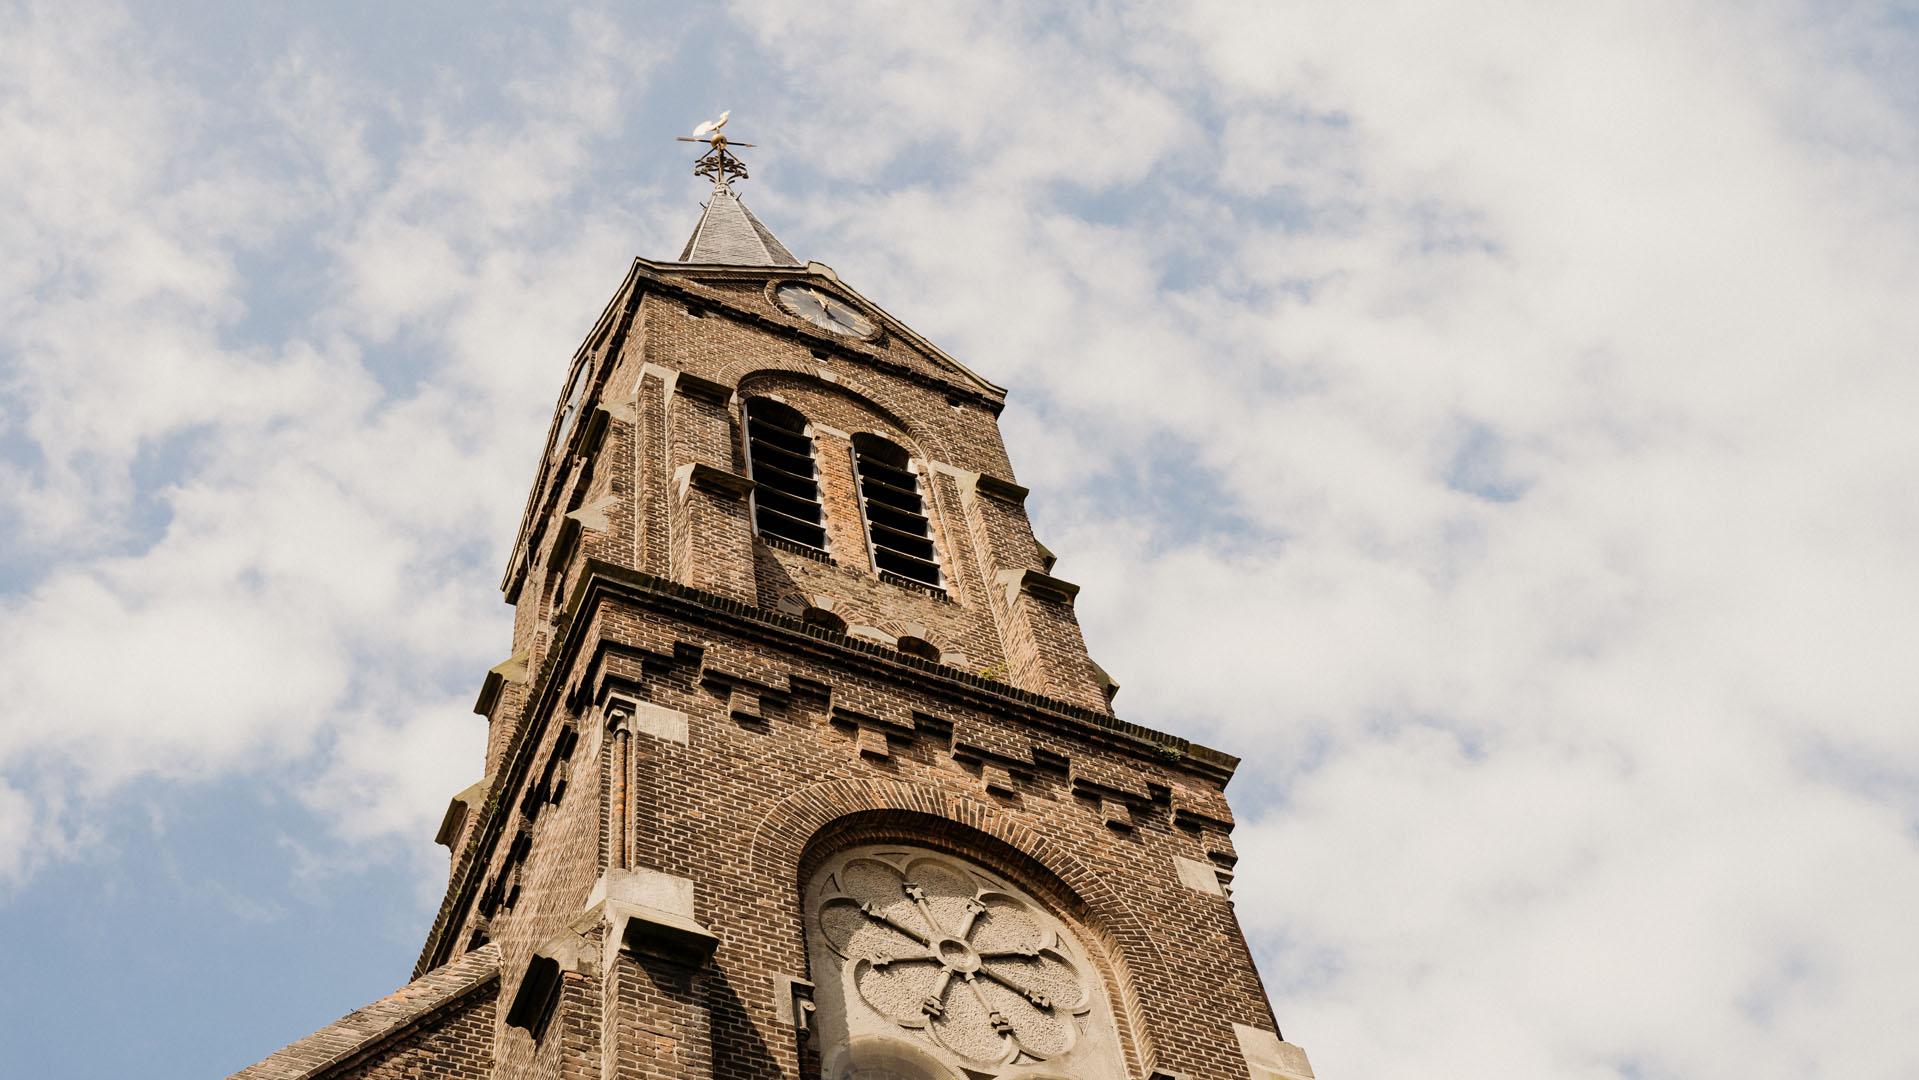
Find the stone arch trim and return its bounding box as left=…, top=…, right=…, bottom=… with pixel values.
left=750, top=777, right=1165, bottom=1070
left=724, top=361, right=957, bottom=466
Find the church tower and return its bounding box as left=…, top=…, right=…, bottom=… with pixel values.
left=236, top=125, right=1313, bottom=1080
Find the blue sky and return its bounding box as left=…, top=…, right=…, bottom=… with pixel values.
left=4, top=2, right=1918, bottom=1077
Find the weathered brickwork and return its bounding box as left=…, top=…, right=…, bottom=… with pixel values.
left=238, top=200, right=1310, bottom=1080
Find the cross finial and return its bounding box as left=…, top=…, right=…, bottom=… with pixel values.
left=676, top=111, right=755, bottom=193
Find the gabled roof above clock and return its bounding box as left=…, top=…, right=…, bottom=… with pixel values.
left=679, top=188, right=800, bottom=267
left=634, top=257, right=1007, bottom=400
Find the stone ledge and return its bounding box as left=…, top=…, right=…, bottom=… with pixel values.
left=434, top=777, right=489, bottom=849
left=670, top=369, right=733, bottom=405
left=606, top=696, right=690, bottom=744
left=472, top=650, right=528, bottom=718
left=674, top=461, right=755, bottom=501
left=996, top=567, right=1081, bottom=607
left=591, top=869, right=719, bottom=969
left=1234, top=1023, right=1315, bottom=1080
left=960, top=469, right=1029, bottom=505
left=564, top=494, right=619, bottom=533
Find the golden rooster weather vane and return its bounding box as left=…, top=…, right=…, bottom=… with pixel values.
left=677, top=110, right=754, bottom=192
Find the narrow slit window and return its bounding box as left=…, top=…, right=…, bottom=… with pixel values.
left=745, top=399, right=827, bottom=551
left=852, top=434, right=940, bottom=589
left=555, top=363, right=587, bottom=445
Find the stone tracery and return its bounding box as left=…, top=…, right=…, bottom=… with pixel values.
left=812, top=849, right=1102, bottom=1073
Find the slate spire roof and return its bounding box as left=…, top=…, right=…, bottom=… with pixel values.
left=678, top=188, right=799, bottom=267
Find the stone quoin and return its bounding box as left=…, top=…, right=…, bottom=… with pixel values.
left=234, top=125, right=1314, bottom=1080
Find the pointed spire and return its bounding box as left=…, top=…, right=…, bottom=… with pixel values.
left=672, top=112, right=800, bottom=267
left=679, top=188, right=800, bottom=266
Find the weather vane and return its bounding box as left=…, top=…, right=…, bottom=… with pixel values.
left=677, top=111, right=754, bottom=193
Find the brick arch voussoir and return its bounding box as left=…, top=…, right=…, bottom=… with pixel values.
left=723, top=360, right=956, bottom=467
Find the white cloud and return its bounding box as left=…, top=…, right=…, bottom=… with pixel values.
left=739, top=2, right=1919, bottom=1076
left=3, top=1, right=1916, bottom=1076
left=0, top=781, right=34, bottom=886
left=0, top=3, right=657, bottom=875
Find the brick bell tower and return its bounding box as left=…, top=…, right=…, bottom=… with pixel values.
left=235, top=122, right=1314, bottom=1080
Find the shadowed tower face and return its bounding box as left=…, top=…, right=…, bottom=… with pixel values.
left=234, top=125, right=1314, bottom=1080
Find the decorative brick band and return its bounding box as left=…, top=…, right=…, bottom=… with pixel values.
left=415, top=558, right=1240, bottom=978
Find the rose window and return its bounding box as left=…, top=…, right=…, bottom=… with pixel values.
left=815, top=852, right=1094, bottom=1069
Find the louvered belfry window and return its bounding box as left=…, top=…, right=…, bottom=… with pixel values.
left=853, top=434, right=940, bottom=588
left=745, top=399, right=827, bottom=551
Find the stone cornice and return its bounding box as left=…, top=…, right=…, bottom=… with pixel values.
left=414, top=560, right=1241, bottom=979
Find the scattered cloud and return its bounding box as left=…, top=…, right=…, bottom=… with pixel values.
left=0, top=2, right=657, bottom=871
left=3, top=1, right=1916, bottom=1077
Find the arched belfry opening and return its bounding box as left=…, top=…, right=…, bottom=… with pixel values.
left=745, top=397, right=828, bottom=552
left=851, top=433, right=941, bottom=590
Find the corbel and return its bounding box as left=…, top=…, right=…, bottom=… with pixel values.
left=1070, top=778, right=1147, bottom=831
left=856, top=726, right=890, bottom=760
left=831, top=704, right=915, bottom=760
left=564, top=494, right=620, bottom=534
left=981, top=762, right=1018, bottom=797
left=700, top=669, right=784, bottom=725
left=966, top=469, right=1030, bottom=505
left=474, top=651, right=530, bottom=718
left=1171, top=782, right=1237, bottom=834
left=995, top=567, right=1080, bottom=609
left=950, top=732, right=1035, bottom=798
left=588, top=869, right=720, bottom=970
left=434, top=776, right=489, bottom=849
left=674, top=461, right=755, bottom=501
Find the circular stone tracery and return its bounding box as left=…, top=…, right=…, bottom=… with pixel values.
left=817, top=853, right=1092, bottom=1068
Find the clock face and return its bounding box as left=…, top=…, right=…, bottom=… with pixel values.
left=773, top=283, right=875, bottom=338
